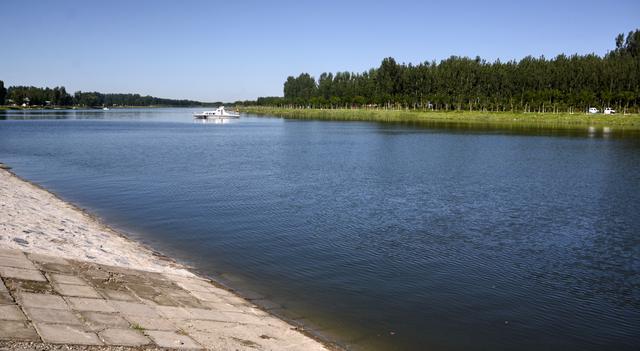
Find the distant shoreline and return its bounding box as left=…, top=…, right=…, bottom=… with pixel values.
left=239, top=106, right=640, bottom=132
left=0, top=105, right=207, bottom=111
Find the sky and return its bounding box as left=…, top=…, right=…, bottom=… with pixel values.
left=1, top=0, right=639, bottom=102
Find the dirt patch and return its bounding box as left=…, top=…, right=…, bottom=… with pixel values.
left=0, top=340, right=170, bottom=350
left=230, top=337, right=261, bottom=348
left=36, top=263, right=76, bottom=274
left=4, top=279, right=54, bottom=294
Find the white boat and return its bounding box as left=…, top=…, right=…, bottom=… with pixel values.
left=193, top=106, right=240, bottom=119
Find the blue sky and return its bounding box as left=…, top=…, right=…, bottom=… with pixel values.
left=1, top=0, right=638, bottom=101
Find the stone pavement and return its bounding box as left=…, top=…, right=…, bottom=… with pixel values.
left=0, top=248, right=329, bottom=350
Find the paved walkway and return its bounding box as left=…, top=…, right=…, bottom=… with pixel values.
left=0, top=248, right=328, bottom=350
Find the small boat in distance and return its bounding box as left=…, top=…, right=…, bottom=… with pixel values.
left=193, top=106, right=240, bottom=119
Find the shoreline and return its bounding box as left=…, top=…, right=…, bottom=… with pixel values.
left=0, top=106, right=207, bottom=111
left=0, top=166, right=194, bottom=277
left=0, top=165, right=339, bottom=350
left=239, top=106, right=640, bottom=133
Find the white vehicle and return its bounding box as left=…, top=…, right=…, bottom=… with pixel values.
left=604, top=107, right=616, bottom=115
left=588, top=107, right=599, bottom=114
left=193, top=106, right=240, bottom=119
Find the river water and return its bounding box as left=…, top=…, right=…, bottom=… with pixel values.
left=1, top=108, right=638, bottom=350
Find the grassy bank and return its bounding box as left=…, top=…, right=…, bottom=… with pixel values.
left=239, top=106, right=640, bottom=132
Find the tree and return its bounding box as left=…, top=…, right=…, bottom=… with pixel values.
left=0, top=80, right=6, bottom=105
left=377, top=57, right=400, bottom=103
left=283, top=73, right=317, bottom=105
left=269, top=29, right=640, bottom=113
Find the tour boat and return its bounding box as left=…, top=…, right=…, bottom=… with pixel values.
left=193, top=106, right=240, bottom=119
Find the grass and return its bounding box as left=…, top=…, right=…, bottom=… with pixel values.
left=238, top=106, right=640, bottom=133
left=130, top=323, right=145, bottom=331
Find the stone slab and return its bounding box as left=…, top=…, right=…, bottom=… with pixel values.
left=145, top=330, right=201, bottom=349
left=109, top=301, right=160, bottom=318
left=0, top=293, right=14, bottom=305
left=163, top=273, right=206, bottom=282
left=172, top=296, right=209, bottom=309
left=99, top=328, right=150, bottom=346
left=48, top=273, right=86, bottom=286
left=189, top=290, right=227, bottom=303
left=26, top=253, right=69, bottom=265
left=97, top=289, right=138, bottom=302
left=174, top=280, right=216, bottom=294
left=125, top=316, right=177, bottom=331
left=3, top=279, right=54, bottom=294
left=35, top=323, right=102, bottom=345
left=19, top=293, right=68, bottom=310
left=0, top=320, right=40, bottom=341
left=202, top=301, right=240, bottom=313
left=185, top=308, right=225, bottom=321
left=54, top=283, right=101, bottom=298
left=188, top=330, right=262, bottom=351
left=123, top=283, right=159, bottom=300
left=66, top=297, right=116, bottom=313
left=36, top=262, right=75, bottom=274
left=145, top=275, right=180, bottom=289
left=149, top=294, right=182, bottom=307
left=180, top=319, right=324, bottom=351
left=222, top=294, right=252, bottom=306
left=0, top=249, right=24, bottom=259
left=160, top=287, right=194, bottom=299
left=80, top=312, right=130, bottom=331
left=185, top=308, right=265, bottom=325
left=218, top=311, right=268, bottom=325
left=0, top=281, right=7, bottom=293
left=205, top=287, right=238, bottom=299
left=24, top=307, right=83, bottom=325
left=0, top=258, right=27, bottom=272
left=0, top=305, right=26, bottom=321
left=0, top=257, right=37, bottom=270
left=155, top=305, right=193, bottom=319
left=220, top=302, right=268, bottom=316
left=0, top=267, right=46, bottom=282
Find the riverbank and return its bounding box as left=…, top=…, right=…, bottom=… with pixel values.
left=239, top=106, right=640, bottom=132
left=0, top=166, right=333, bottom=350
left=0, top=106, right=207, bottom=111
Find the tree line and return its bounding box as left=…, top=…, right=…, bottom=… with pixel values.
left=0, top=83, right=214, bottom=107
left=255, top=29, right=640, bottom=113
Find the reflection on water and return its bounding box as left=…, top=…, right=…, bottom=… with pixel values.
left=0, top=108, right=180, bottom=121
left=1, top=108, right=639, bottom=351
left=386, top=119, right=640, bottom=139
left=194, top=118, right=237, bottom=125
left=2, top=108, right=638, bottom=139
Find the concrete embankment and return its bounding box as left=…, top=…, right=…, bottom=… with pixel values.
left=0, top=167, right=331, bottom=350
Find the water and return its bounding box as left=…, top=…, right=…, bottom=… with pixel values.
left=1, top=108, right=639, bottom=350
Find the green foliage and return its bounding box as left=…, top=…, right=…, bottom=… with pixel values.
left=130, top=323, right=145, bottom=331
left=72, top=91, right=204, bottom=107
left=272, top=30, right=640, bottom=113
left=6, top=86, right=72, bottom=106
left=3, top=86, right=210, bottom=107
left=240, top=106, right=640, bottom=132
left=283, top=73, right=317, bottom=105
left=0, top=80, right=6, bottom=105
